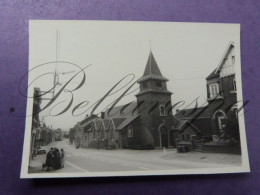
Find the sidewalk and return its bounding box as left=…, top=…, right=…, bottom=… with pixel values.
left=28, top=145, right=52, bottom=173
left=28, top=155, right=44, bottom=173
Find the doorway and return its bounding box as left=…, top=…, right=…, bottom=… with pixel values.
left=160, top=126, right=169, bottom=148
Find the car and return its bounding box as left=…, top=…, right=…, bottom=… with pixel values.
left=37, top=148, right=47, bottom=155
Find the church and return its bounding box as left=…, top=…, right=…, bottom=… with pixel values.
left=75, top=51, right=176, bottom=150
left=70, top=42, right=241, bottom=153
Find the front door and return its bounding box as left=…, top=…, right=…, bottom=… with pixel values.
left=160, top=126, right=168, bottom=148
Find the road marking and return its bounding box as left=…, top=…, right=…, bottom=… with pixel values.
left=65, top=161, right=89, bottom=172
left=138, top=167, right=149, bottom=170
left=66, top=154, right=71, bottom=157
left=109, top=161, right=116, bottom=164
left=122, top=163, right=130, bottom=166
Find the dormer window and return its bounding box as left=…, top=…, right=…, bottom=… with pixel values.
left=155, top=81, right=162, bottom=88
left=159, top=105, right=166, bottom=116
left=209, top=83, right=219, bottom=98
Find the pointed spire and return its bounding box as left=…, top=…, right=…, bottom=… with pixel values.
left=137, top=51, right=168, bottom=83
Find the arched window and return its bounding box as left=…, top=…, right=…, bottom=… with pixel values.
left=159, top=105, right=166, bottom=116
left=142, top=82, right=148, bottom=89
left=213, top=110, right=226, bottom=130
left=128, top=126, right=133, bottom=137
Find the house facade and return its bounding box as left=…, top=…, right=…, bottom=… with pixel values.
left=174, top=42, right=240, bottom=153
left=206, top=42, right=239, bottom=142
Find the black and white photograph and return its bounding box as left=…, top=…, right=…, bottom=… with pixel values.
left=20, top=20, right=250, bottom=178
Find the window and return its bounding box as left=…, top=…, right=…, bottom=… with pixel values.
left=218, top=116, right=226, bottom=130
left=159, top=105, right=166, bottom=116
left=93, top=127, right=96, bottom=138
left=233, top=78, right=236, bottom=91
left=209, top=83, right=219, bottom=98
left=128, top=126, right=133, bottom=137
left=232, top=56, right=235, bottom=64
left=155, top=81, right=162, bottom=88
left=233, top=108, right=238, bottom=118
left=100, top=128, right=104, bottom=139
left=142, top=82, right=147, bottom=89
left=111, top=128, right=114, bottom=139
left=185, top=134, right=190, bottom=141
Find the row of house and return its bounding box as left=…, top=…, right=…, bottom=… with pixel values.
left=31, top=88, right=64, bottom=160
left=69, top=42, right=240, bottom=153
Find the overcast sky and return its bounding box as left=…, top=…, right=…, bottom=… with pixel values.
left=28, top=20, right=240, bottom=131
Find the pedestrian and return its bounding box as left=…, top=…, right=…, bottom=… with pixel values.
left=163, top=147, right=167, bottom=156
left=52, top=148, right=61, bottom=170
left=45, top=148, right=53, bottom=171
left=60, top=148, right=65, bottom=168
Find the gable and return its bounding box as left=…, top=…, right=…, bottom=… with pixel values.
left=206, top=42, right=234, bottom=80
left=219, top=46, right=235, bottom=77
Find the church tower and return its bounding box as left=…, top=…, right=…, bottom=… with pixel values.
left=136, top=51, right=174, bottom=148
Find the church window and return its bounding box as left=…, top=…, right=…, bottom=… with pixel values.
left=128, top=126, right=133, bottom=137
left=155, top=81, right=162, bottom=88
left=143, top=82, right=148, bottom=89
left=159, top=105, right=166, bottom=116
left=218, top=116, right=226, bottom=130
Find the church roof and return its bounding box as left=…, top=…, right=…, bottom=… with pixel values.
left=137, top=51, right=169, bottom=83
left=116, top=114, right=139, bottom=130
left=175, top=106, right=210, bottom=119
left=111, top=118, right=126, bottom=129
left=104, top=102, right=138, bottom=119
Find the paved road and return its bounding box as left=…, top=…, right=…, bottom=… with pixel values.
left=35, top=140, right=238, bottom=173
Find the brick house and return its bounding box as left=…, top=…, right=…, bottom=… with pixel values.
left=174, top=42, right=240, bottom=153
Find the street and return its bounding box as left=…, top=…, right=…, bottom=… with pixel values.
left=29, top=139, right=242, bottom=173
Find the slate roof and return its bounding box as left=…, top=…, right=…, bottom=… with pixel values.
left=137, top=51, right=169, bottom=83
left=172, top=116, right=201, bottom=133
left=93, top=119, right=103, bottom=131
left=104, top=101, right=138, bottom=119
left=175, top=106, right=210, bottom=120
left=111, top=118, right=126, bottom=129
left=116, top=115, right=139, bottom=130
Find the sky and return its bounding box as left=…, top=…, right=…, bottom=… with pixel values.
left=27, top=20, right=240, bottom=131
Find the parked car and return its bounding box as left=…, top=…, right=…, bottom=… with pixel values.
left=37, top=147, right=47, bottom=154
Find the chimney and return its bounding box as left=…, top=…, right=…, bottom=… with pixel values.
left=101, top=112, right=105, bottom=119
